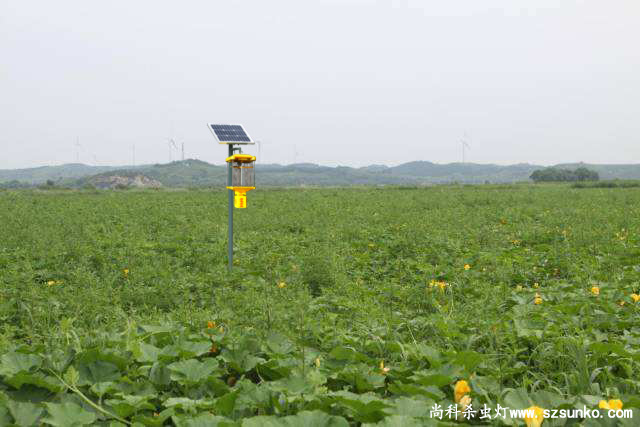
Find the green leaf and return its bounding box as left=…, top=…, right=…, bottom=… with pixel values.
left=220, top=348, right=264, bottom=373
left=136, top=343, right=161, bottom=363
left=76, top=361, right=121, bottom=385
left=502, top=388, right=532, bottom=410
left=388, top=382, right=445, bottom=400
left=242, top=411, right=349, bottom=427
left=173, top=413, right=238, bottom=427
left=163, top=397, right=214, bottom=411
left=363, top=415, right=426, bottom=427
left=168, top=358, right=220, bottom=384
left=410, top=372, right=452, bottom=388
left=387, top=397, right=433, bottom=417
left=105, top=394, right=155, bottom=418
left=451, top=350, right=483, bottom=372
left=149, top=361, right=171, bottom=386
left=7, top=400, right=44, bottom=427
left=77, top=348, right=129, bottom=370
left=4, top=371, right=63, bottom=392
left=43, top=402, right=97, bottom=426
left=330, top=391, right=390, bottom=423
left=215, top=391, right=239, bottom=417
left=0, top=405, right=12, bottom=426
left=132, top=407, right=175, bottom=427
left=176, top=340, right=213, bottom=358
left=0, top=352, right=42, bottom=377
left=264, top=332, right=295, bottom=355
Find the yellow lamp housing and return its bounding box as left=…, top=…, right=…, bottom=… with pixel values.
left=226, top=154, right=256, bottom=208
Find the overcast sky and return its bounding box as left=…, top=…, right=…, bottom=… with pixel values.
left=1, top=0, right=638, bottom=169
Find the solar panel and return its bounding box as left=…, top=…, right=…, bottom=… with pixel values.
left=207, top=123, right=254, bottom=144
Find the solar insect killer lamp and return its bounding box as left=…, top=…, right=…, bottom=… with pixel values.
left=207, top=123, right=256, bottom=271
left=226, top=154, right=256, bottom=208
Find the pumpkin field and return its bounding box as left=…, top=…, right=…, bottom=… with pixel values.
left=0, top=185, right=639, bottom=426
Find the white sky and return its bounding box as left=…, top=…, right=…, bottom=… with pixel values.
left=1, top=0, right=638, bottom=169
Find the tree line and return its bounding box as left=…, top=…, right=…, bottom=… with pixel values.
left=530, top=167, right=599, bottom=182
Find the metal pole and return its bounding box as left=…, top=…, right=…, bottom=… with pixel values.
left=227, top=144, right=234, bottom=270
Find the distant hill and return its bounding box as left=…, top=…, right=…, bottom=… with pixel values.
left=0, top=163, right=122, bottom=184
left=2, top=159, right=640, bottom=187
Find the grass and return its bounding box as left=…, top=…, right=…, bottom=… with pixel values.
left=0, top=185, right=639, bottom=425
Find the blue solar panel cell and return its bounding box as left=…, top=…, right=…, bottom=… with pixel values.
left=208, top=124, right=253, bottom=143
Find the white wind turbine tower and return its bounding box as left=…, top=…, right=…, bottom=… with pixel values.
left=168, top=138, right=179, bottom=162
left=75, top=137, right=81, bottom=163
left=461, top=133, right=471, bottom=164
left=255, top=140, right=270, bottom=164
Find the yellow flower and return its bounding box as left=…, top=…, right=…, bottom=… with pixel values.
left=464, top=264, right=471, bottom=270
left=631, top=293, right=640, bottom=303
left=591, top=286, right=600, bottom=296
left=379, top=360, right=390, bottom=374
left=454, top=380, right=471, bottom=404
left=47, top=280, right=56, bottom=286
left=123, top=268, right=129, bottom=277
left=277, top=281, right=286, bottom=289
left=207, top=321, right=216, bottom=329
left=534, top=296, right=543, bottom=305
left=533, top=282, right=540, bottom=288
left=599, top=399, right=623, bottom=410
left=524, top=406, right=545, bottom=427
left=459, top=394, right=472, bottom=412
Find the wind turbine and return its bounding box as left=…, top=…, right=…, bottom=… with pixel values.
left=461, top=134, right=471, bottom=164
left=168, top=138, right=179, bottom=162
left=75, top=137, right=81, bottom=163
left=293, top=144, right=300, bottom=165
left=255, top=140, right=270, bottom=164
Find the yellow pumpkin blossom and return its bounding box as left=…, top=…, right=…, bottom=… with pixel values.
left=631, top=293, right=640, bottom=303
left=464, top=264, right=471, bottom=270
left=454, top=380, right=471, bottom=404
left=534, top=293, right=543, bottom=305
left=599, top=399, right=623, bottom=410
left=459, top=394, right=472, bottom=412
left=524, top=406, right=545, bottom=427
left=591, top=286, right=600, bottom=296
left=277, top=281, right=286, bottom=289
left=207, top=321, right=216, bottom=329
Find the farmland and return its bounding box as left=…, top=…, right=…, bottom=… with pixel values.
left=0, top=185, right=639, bottom=426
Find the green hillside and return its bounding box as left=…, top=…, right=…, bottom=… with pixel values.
left=2, top=159, right=640, bottom=187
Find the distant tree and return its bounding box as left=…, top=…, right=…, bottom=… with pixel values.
left=530, top=167, right=599, bottom=183
left=574, top=167, right=599, bottom=181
